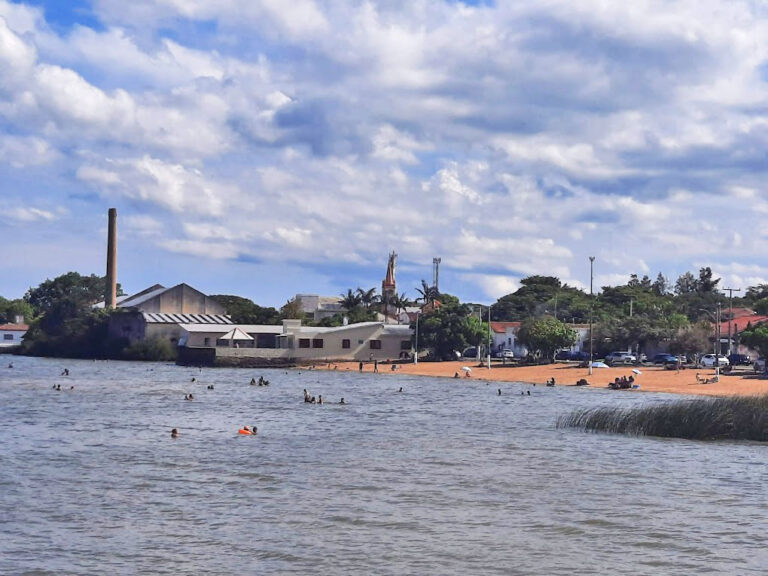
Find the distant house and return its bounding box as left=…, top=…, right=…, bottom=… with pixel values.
left=294, top=294, right=347, bottom=322
left=490, top=320, right=590, bottom=357
left=179, top=319, right=413, bottom=362
left=0, top=322, right=28, bottom=347
left=106, top=283, right=229, bottom=344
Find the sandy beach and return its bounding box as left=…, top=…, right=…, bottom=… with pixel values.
left=324, top=360, right=768, bottom=397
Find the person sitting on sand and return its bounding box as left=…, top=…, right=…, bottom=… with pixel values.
left=465, top=371, right=471, bottom=378
left=454, top=371, right=460, bottom=378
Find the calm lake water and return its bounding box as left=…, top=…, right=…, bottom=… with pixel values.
left=1, top=356, right=766, bottom=575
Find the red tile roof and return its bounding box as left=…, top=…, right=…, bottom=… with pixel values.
left=491, top=321, right=521, bottom=333
left=0, top=324, right=29, bottom=331
left=717, top=316, right=768, bottom=334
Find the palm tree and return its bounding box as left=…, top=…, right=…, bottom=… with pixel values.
left=391, top=292, right=412, bottom=317
left=357, top=287, right=379, bottom=310
left=339, top=289, right=362, bottom=311
left=415, top=279, right=438, bottom=304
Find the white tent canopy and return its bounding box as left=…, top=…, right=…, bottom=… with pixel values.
left=220, top=327, right=254, bottom=341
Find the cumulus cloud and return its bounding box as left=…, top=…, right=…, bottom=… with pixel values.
left=3, top=0, right=768, bottom=303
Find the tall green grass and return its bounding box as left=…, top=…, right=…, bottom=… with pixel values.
left=557, top=394, right=768, bottom=441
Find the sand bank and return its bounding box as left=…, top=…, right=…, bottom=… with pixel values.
left=323, top=360, right=768, bottom=397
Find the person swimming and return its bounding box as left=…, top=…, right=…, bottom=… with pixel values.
left=340, top=398, right=345, bottom=405
left=171, top=428, right=179, bottom=438
left=61, top=368, right=69, bottom=376
left=527, top=390, right=531, bottom=395
left=207, top=384, right=214, bottom=390
left=250, top=377, right=256, bottom=385
left=304, top=389, right=310, bottom=402
left=498, top=388, right=502, bottom=395
left=318, top=395, right=323, bottom=405
left=310, top=396, right=316, bottom=404
left=191, top=377, right=196, bottom=382
left=398, top=387, right=403, bottom=392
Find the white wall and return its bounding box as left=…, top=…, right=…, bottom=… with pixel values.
left=0, top=329, right=26, bottom=347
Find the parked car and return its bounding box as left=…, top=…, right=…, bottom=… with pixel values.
left=500, top=349, right=514, bottom=359
left=727, top=353, right=752, bottom=366
left=652, top=353, right=678, bottom=365
left=605, top=351, right=636, bottom=365
left=754, top=358, right=766, bottom=373
left=462, top=347, right=478, bottom=358
left=556, top=350, right=589, bottom=361
left=700, top=354, right=729, bottom=367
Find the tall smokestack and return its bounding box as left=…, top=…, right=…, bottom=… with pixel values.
left=105, top=208, right=117, bottom=310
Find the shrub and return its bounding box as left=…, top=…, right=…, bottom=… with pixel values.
left=557, top=395, right=768, bottom=441
left=122, top=337, right=178, bottom=361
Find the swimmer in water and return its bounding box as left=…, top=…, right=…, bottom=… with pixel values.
left=250, top=377, right=256, bottom=385
left=191, top=377, right=196, bottom=382
left=498, top=388, right=501, bottom=395
left=318, top=395, right=323, bottom=405
left=398, top=387, right=403, bottom=392
left=340, top=398, right=345, bottom=404
left=171, top=428, right=179, bottom=438
left=527, top=390, right=531, bottom=395
left=8, top=363, right=13, bottom=368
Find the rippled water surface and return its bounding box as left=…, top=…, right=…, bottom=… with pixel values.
left=1, top=356, right=767, bottom=574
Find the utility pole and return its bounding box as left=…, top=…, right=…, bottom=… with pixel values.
left=589, top=256, right=595, bottom=377
left=723, top=287, right=741, bottom=355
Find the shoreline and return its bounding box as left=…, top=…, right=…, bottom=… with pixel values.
left=316, top=360, right=768, bottom=397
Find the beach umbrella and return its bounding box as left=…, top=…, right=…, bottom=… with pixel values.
left=632, top=368, right=642, bottom=375
left=590, top=361, right=609, bottom=368
left=461, top=366, right=472, bottom=373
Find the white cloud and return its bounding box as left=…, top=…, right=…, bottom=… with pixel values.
left=5, top=0, right=768, bottom=305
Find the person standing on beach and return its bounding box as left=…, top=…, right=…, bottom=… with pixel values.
left=374, top=360, right=379, bottom=373
left=358, top=361, right=363, bottom=372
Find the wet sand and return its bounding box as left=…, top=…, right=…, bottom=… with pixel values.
left=325, top=360, right=768, bottom=397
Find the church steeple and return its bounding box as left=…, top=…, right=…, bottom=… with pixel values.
left=382, top=251, right=397, bottom=317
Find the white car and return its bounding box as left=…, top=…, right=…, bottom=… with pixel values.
left=500, top=349, right=514, bottom=359
left=700, top=354, right=729, bottom=367
left=605, top=351, right=636, bottom=365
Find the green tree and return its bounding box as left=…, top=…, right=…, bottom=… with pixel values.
left=674, top=272, right=697, bottom=295
left=740, top=324, right=768, bottom=370
left=0, top=297, right=34, bottom=323
left=356, top=287, right=379, bottom=310
left=280, top=297, right=304, bottom=319
left=412, top=296, right=483, bottom=360
left=339, top=289, right=362, bottom=310
left=517, top=316, right=577, bottom=360
left=209, top=295, right=280, bottom=324
left=415, top=279, right=438, bottom=304
left=24, top=272, right=123, bottom=315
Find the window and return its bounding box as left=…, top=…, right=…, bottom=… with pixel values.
left=312, top=338, right=323, bottom=348
left=203, top=337, right=210, bottom=346
left=342, top=339, right=351, bottom=349
left=400, top=340, right=411, bottom=350
left=3, top=334, right=13, bottom=340
left=370, top=340, right=382, bottom=350
left=299, top=338, right=311, bottom=349
left=508, top=337, right=512, bottom=345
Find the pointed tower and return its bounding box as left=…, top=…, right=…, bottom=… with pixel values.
left=381, top=251, right=397, bottom=318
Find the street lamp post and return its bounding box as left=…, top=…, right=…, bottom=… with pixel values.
left=588, top=256, right=595, bottom=376
left=700, top=305, right=722, bottom=380
left=414, top=311, right=420, bottom=364
left=487, top=305, right=492, bottom=370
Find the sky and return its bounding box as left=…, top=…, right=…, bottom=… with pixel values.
left=2, top=0, right=768, bottom=307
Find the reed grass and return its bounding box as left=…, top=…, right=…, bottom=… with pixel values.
left=557, top=394, right=768, bottom=441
